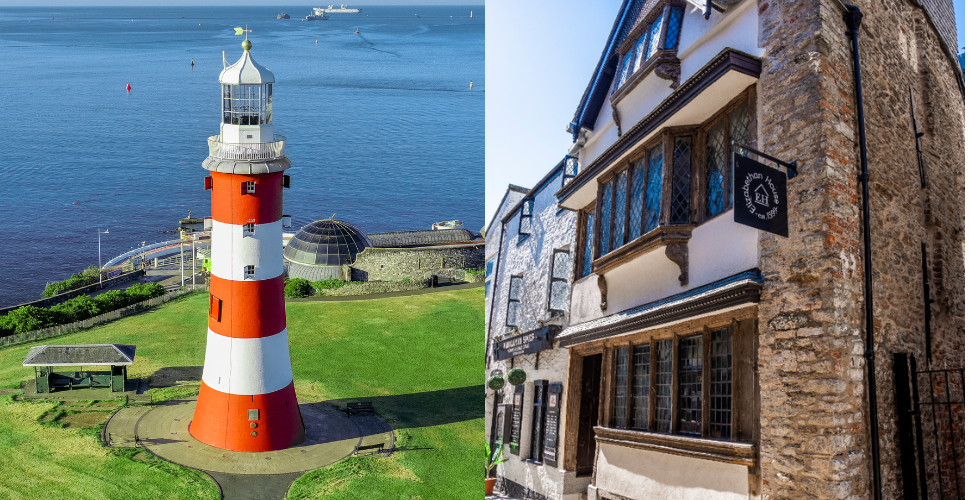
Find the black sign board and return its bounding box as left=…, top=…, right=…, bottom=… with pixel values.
left=494, top=404, right=511, bottom=445
left=494, top=326, right=559, bottom=361
left=734, top=153, right=789, bottom=237
left=543, top=383, right=562, bottom=466
left=509, top=385, right=524, bottom=455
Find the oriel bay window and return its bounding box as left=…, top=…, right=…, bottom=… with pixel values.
left=612, top=2, right=687, bottom=97
left=589, top=90, right=755, bottom=271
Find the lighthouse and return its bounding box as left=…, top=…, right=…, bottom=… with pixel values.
left=190, top=39, right=304, bottom=452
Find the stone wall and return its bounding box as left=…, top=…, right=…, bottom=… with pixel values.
left=313, top=279, right=431, bottom=297
left=756, top=0, right=964, bottom=498
left=350, top=243, right=484, bottom=282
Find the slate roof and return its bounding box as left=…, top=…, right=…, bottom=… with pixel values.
left=23, top=344, right=137, bottom=367
left=367, top=229, right=481, bottom=248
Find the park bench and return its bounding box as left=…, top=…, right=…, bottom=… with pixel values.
left=353, top=442, right=385, bottom=455
left=346, top=402, right=375, bottom=416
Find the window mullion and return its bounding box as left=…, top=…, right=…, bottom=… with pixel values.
left=623, top=165, right=633, bottom=245
left=670, top=336, right=680, bottom=434
left=594, top=184, right=603, bottom=259
left=608, top=174, right=616, bottom=252
left=732, top=319, right=741, bottom=441
left=661, top=134, right=674, bottom=226
left=657, top=5, right=671, bottom=52
left=723, top=117, right=732, bottom=210
left=702, top=326, right=712, bottom=439
left=604, top=347, right=615, bottom=430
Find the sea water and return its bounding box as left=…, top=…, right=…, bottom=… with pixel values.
left=0, top=6, right=484, bottom=306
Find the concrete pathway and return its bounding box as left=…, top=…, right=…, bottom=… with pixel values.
left=106, top=398, right=396, bottom=499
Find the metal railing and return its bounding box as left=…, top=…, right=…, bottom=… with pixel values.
left=207, top=134, right=286, bottom=160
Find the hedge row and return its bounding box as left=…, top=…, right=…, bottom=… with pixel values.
left=0, top=283, right=166, bottom=336
left=42, top=267, right=102, bottom=298
left=283, top=279, right=367, bottom=299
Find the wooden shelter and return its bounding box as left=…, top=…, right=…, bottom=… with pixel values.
left=23, top=344, right=136, bottom=393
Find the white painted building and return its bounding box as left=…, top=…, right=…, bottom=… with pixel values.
left=485, top=163, right=582, bottom=500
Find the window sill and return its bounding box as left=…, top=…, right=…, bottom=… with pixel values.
left=592, top=225, right=693, bottom=277
left=594, top=426, right=755, bottom=467
left=610, top=51, right=680, bottom=105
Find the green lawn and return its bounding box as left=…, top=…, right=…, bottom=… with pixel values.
left=0, top=287, right=485, bottom=500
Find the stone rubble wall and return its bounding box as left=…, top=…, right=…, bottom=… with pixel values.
left=314, top=279, right=431, bottom=297
left=349, top=243, right=485, bottom=282
left=757, top=0, right=963, bottom=498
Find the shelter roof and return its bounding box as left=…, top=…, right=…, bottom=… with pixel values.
left=23, top=344, right=137, bottom=367
left=367, top=229, right=481, bottom=248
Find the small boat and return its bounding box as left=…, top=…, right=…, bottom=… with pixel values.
left=304, top=9, right=329, bottom=21
left=354, top=28, right=359, bottom=34
left=277, top=13, right=290, bottom=19
left=470, top=11, right=474, bottom=18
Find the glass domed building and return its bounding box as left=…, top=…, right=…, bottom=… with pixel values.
left=283, top=219, right=372, bottom=281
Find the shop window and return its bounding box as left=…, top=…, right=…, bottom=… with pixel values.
left=506, top=276, right=523, bottom=328
left=609, top=327, right=734, bottom=439
left=548, top=250, right=571, bottom=312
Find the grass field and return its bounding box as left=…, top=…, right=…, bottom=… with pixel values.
left=0, top=287, right=485, bottom=500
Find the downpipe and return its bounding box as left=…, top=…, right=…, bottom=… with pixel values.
left=844, top=5, right=882, bottom=500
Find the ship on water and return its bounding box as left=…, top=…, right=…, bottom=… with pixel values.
left=321, top=4, right=361, bottom=13
left=304, top=9, right=329, bottom=20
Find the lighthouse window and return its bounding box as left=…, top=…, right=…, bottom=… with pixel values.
left=246, top=181, right=256, bottom=194
left=243, top=223, right=255, bottom=235
left=244, top=265, right=255, bottom=278
left=223, top=84, right=273, bottom=126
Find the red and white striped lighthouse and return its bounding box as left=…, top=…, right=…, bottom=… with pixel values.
left=190, top=39, right=304, bottom=452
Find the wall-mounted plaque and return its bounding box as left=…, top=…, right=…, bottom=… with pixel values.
left=494, top=325, right=560, bottom=361
left=543, top=383, right=562, bottom=466
left=734, top=153, right=789, bottom=237
left=494, top=403, right=512, bottom=446
left=510, top=385, right=524, bottom=455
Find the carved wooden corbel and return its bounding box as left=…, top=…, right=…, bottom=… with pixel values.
left=665, top=242, right=689, bottom=286
left=612, top=105, right=622, bottom=137
left=597, top=274, right=608, bottom=311
left=655, top=60, right=681, bottom=89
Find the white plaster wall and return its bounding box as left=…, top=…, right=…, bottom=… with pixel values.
left=594, top=442, right=749, bottom=500
left=485, top=190, right=527, bottom=335
left=568, top=274, right=602, bottom=325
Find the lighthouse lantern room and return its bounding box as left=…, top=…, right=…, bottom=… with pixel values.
left=191, top=39, right=304, bottom=453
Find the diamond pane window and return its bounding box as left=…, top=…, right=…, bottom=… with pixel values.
left=631, top=344, right=651, bottom=430
left=506, top=276, right=522, bottom=327
left=728, top=105, right=750, bottom=208
left=711, top=328, right=733, bottom=439
left=617, top=51, right=635, bottom=90
left=671, top=136, right=692, bottom=224
left=634, top=32, right=648, bottom=71
left=613, top=346, right=630, bottom=428
left=678, top=336, right=703, bottom=435
left=599, top=180, right=613, bottom=258
left=645, top=144, right=663, bottom=232
left=706, top=123, right=727, bottom=218
left=655, top=339, right=673, bottom=433
left=563, top=156, right=580, bottom=186
left=549, top=250, right=571, bottom=312
left=582, top=211, right=595, bottom=277
left=629, top=159, right=646, bottom=241
left=612, top=170, right=628, bottom=251
left=647, top=16, right=663, bottom=59
left=664, top=6, right=685, bottom=50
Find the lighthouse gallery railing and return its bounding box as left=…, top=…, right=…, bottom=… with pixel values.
left=208, top=135, right=286, bottom=160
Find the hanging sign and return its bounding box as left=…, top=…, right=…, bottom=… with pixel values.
left=734, top=153, right=789, bottom=237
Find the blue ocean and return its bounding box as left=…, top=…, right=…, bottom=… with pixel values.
left=0, top=6, right=484, bottom=306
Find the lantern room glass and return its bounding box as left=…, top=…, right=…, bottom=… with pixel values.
left=223, top=83, right=273, bottom=126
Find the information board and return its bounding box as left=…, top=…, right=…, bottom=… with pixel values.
left=543, top=383, right=562, bottom=466
left=509, top=385, right=524, bottom=455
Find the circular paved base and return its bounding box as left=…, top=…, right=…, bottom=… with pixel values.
left=134, top=398, right=393, bottom=475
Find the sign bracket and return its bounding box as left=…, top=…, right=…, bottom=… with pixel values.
left=731, top=141, right=798, bottom=179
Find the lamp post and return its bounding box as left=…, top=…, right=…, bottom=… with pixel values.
left=97, top=228, right=109, bottom=288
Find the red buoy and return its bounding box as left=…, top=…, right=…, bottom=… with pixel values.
left=126, top=83, right=131, bottom=92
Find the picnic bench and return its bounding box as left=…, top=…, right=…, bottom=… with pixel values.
left=346, top=401, right=375, bottom=416
left=353, top=442, right=385, bottom=455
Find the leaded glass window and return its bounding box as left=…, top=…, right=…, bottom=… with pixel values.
left=706, top=123, right=727, bottom=218
left=613, top=346, right=629, bottom=428
left=728, top=105, right=750, bottom=208
left=563, top=156, right=579, bottom=186
left=599, top=180, right=613, bottom=258
left=581, top=211, right=595, bottom=277
left=711, top=328, right=732, bottom=439
left=549, top=250, right=571, bottom=312
left=671, top=136, right=692, bottom=224
left=616, top=51, right=635, bottom=90
left=646, top=15, right=663, bottom=59
left=655, top=339, right=673, bottom=433
left=506, top=276, right=522, bottom=327
left=664, top=6, right=685, bottom=50
left=519, top=199, right=533, bottom=238
left=631, top=344, right=650, bottom=429
left=612, top=170, right=628, bottom=251
left=629, top=159, right=646, bottom=241
left=633, top=32, right=648, bottom=72
left=645, top=144, right=664, bottom=232
left=678, top=336, right=703, bottom=435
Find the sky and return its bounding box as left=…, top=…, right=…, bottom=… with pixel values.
left=0, top=1, right=479, bottom=4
